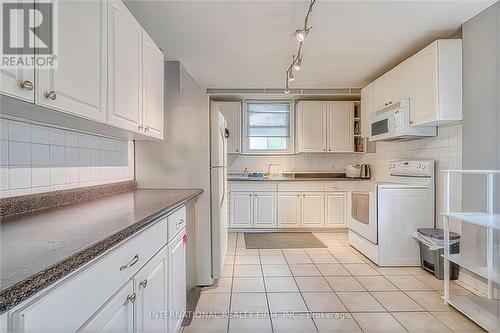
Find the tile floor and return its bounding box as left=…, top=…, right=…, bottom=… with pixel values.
left=184, top=232, right=484, bottom=333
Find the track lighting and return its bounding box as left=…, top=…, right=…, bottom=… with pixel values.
left=284, top=82, right=290, bottom=94
left=295, top=29, right=307, bottom=42
left=293, top=56, right=302, bottom=71
left=287, top=69, right=294, bottom=82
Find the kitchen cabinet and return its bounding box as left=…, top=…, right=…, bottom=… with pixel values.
left=296, top=101, right=327, bottom=152
left=327, top=102, right=354, bottom=152
left=373, top=62, right=410, bottom=111
left=107, top=0, right=143, bottom=133
left=230, top=192, right=253, bottom=228
left=360, top=83, right=374, bottom=138
left=409, top=40, right=462, bottom=126
left=325, top=192, right=347, bottom=227
left=36, top=0, right=107, bottom=122
left=79, top=281, right=135, bottom=333
left=301, top=192, right=325, bottom=227
left=168, top=232, right=186, bottom=333
left=142, top=32, right=165, bottom=140
left=278, top=193, right=301, bottom=228
left=212, top=102, right=242, bottom=154
left=253, top=192, right=277, bottom=228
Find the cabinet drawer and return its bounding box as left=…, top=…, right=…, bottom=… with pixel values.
left=11, top=219, right=168, bottom=333
left=229, top=181, right=278, bottom=192
left=278, top=181, right=324, bottom=192
left=167, top=206, right=187, bottom=242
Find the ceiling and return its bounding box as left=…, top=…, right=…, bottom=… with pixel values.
left=125, top=0, right=495, bottom=89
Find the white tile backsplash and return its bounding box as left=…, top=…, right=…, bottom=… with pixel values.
left=0, top=119, right=134, bottom=197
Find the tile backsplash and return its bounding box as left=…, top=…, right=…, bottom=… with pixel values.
left=0, top=119, right=134, bottom=198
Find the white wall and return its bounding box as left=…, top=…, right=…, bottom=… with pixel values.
left=135, top=61, right=212, bottom=285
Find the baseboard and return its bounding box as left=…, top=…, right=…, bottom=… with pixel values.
left=229, top=228, right=348, bottom=233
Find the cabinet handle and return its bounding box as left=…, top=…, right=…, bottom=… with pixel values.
left=328, top=149, right=332, bottom=152
left=19, top=80, right=33, bottom=91
left=176, top=219, right=184, bottom=230
left=125, top=293, right=136, bottom=304
left=120, top=254, right=139, bottom=271
left=139, top=279, right=148, bottom=289
left=145, top=127, right=150, bottom=132
left=138, top=124, right=144, bottom=131
left=45, top=90, right=57, bottom=100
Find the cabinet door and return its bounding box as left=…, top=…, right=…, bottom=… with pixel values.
left=301, top=192, right=325, bottom=227
left=296, top=101, right=327, bottom=153
left=213, top=102, right=241, bottom=154
left=142, top=32, right=164, bottom=139
left=253, top=192, right=277, bottom=228
left=135, top=247, right=168, bottom=333
left=373, top=74, right=390, bottom=111
left=325, top=192, right=347, bottom=227
left=386, top=62, right=410, bottom=105
left=229, top=192, right=253, bottom=228
left=0, top=1, right=35, bottom=102
left=107, top=0, right=143, bottom=132
left=409, top=43, right=438, bottom=126
left=36, top=0, right=107, bottom=122
left=327, top=102, right=354, bottom=152
left=277, top=193, right=301, bottom=228
left=360, top=84, right=374, bottom=138
left=168, top=233, right=186, bottom=333
left=79, top=280, right=134, bottom=333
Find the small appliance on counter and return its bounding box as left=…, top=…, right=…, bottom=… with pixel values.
left=360, top=164, right=371, bottom=179
left=344, top=164, right=361, bottom=178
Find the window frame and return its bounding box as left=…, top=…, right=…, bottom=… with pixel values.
left=242, top=99, right=295, bottom=155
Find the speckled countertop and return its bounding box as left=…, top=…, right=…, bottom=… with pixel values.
left=0, top=188, right=202, bottom=313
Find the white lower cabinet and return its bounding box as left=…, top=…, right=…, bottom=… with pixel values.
left=325, top=192, right=347, bottom=227
left=168, top=232, right=187, bottom=333
left=277, top=193, right=301, bottom=228
left=253, top=192, right=277, bottom=228
left=301, top=192, right=325, bottom=227
left=229, top=192, right=253, bottom=228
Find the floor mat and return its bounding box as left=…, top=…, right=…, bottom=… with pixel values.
left=244, top=232, right=327, bottom=249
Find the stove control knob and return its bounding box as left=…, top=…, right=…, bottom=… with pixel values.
left=422, top=165, right=427, bottom=169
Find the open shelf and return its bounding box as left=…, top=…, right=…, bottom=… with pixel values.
left=444, top=212, right=500, bottom=230
left=445, top=295, right=500, bottom=332
left=442, top=253, right=499, bottom=283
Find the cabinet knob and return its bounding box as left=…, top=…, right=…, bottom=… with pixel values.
left=138, top=124, right=144, bottom=131
left=139, top=279, right=148, bottom=289
left=45, top=90, right=57, bottom=100
left=125, top=293, right=136, bottom=304
left=145, top=127, right=150, bottom=132
left=328, top=149, right=332, bottom=152
left=19, top=80, right=33, bottom=91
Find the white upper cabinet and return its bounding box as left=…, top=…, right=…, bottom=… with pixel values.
left=36, top=0, right=107, bottom=122
left=142, top=32, right=165, bottom=139
left=360, top=83, right=374, bottom=138
left=409, top=39, right=462, bottom=126
left=107, top=0, right=143, bottom=133
left=296, top=101, right=327, bottom=153
left=213, top=102, right=242, bottom=154
left=327, top=102, right=354, bottom=152
left=373, top=61, right=410, bottom=111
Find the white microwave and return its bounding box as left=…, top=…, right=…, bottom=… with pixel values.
left=369, top=99, right=436, bottom=142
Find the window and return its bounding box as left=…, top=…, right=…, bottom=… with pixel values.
left=243, top=100, right=294, bottom=154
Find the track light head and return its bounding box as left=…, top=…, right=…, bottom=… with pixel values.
left=295, top=29, right=307, bottom=42
left=287, top=69, right=295, bottom=82
left=293, top=56, right=302, bottom=71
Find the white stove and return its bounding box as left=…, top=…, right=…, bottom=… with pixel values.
left=348, top=160, right=435, bottom=266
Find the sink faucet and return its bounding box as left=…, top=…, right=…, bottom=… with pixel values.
left=266, top=163, right=279, bottom=176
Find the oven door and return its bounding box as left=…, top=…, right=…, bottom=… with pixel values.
left=348, top=191, right=377, bottom=244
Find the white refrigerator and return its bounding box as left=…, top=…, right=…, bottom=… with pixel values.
left=210, top=110, right=229, bottom=279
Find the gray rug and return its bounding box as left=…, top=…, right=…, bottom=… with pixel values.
left=244, top=232, right=327, bottom=249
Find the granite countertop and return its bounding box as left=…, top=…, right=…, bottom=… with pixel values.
left=0, top=188, right=202, bottom=313
left=228, top=172, right=370, bottom=182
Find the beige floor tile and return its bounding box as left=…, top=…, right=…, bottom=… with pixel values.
left=201, top=278, right=232, bottom=294
left=322, top=239, right=344, bottom=247
left=225, top=256, right=235, bottom=265
left=325, top=276, right=366, bottom=292
left=290, top=264, right=322, bottom=276
left=272, top=314, right=317, bottom=333
left=262, top=264, right=292, bottom=277
left=328, top=246, right=354, bottom=254
left=313, top=313, right=362, bottom=332
left=230, top=293, right=269, bottom=313
left=431, top=310, right=485, bottom=332
left=406, top=291, right=452, bottom=311
left=404, top=267, right=427, bottom=275
left=234, top=264, right=263, bottom=277
left=235, top=249, right=259, bottom=256
left=183, top=316, right=228, bottom=333
left=371, top=291, right=424, bottom=311
left=393, top=312, right=452, bottom=332
left=267, top=293, right=308, bottom=312
left=228, top=317, right=272, bottom=333
left=265, top=276, right=299, bottom=292
left=413, top=272, right=444, bottom=289
left=259, top=249, right=283, bottom=256
left=284, top=254, right=313, bottom=264
left=295, top=277, right=332, bottom=292
left=336, top=292, right=385, bottom=312
left=232, top=277, right=265, bottom=293
left=309, top=254, right=339, bottom=264
left=333, top=253, right=367, bottom=264
left=283, top=249, right=307, bottom=255
left=352, top=313, right=406, bottom=332
left=374, top=267, right=410, bottom=276
left=305, top=248, right=331, bottom=255
left=386, top=275, right=432, bottom=290
left=260, top=255, right=286, bottom=265
left=302, top=292, right=347, bottom=312
left=235, top=255, right=260, bottom=265
left=355, top=276, right=399, bottom=291
left=222, top=264, right=234, bottom=278
left=316, top=264, right=350, bottom=276
left=196, top=293, right=231, bottom=313
left=344, top=264, right=380, bottom=276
